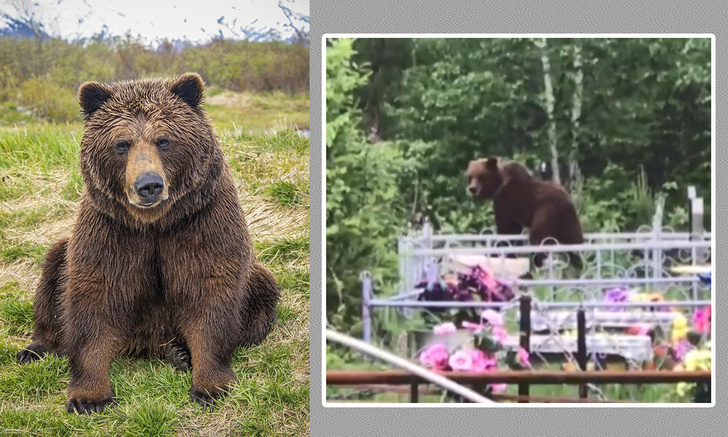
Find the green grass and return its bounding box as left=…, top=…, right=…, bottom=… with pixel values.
left=0, top=102, right=35, bottom=126
left=256, top=234, right=309, bottom=265
left=266, top=180, right=308, bottom=207
left=205, top=91, right=309, bottom=133
left=0, top=91, right=310, bottom=435
left=0, top=297, right=34, bottom=336
left=1, top=242, right=48, bottom=265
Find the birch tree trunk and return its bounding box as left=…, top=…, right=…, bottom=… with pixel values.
left=535, top=38, right=561, bottom=186
left=569, top=42, right=583, bottom=194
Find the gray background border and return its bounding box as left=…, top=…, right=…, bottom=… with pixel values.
left=309, top=1, right=724, bottom=435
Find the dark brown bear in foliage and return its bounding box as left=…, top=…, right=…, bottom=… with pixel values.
left=16, top=73, right=281, bottom=414
left=465, top=157, right=584, bottom=269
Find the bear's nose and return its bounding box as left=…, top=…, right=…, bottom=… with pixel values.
left=468, top=186, right=477, bottom=194
left=134, top=173, right=164, bottom=202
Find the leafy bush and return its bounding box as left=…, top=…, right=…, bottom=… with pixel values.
left=19, top=78, right=78, bottom=122
left=325, top=39, right=412, bottom=333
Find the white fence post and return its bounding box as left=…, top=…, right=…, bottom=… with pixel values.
left=651, top=197, right=665, bottom=289
left=691, top=197, right=705, bottom=300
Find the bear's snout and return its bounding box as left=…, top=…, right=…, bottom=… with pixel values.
left=468, top=186, right=478, bottom=195
left=134, top=173, right=165, bottom=205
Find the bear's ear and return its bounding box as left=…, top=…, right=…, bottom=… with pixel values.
left=170, top=73, right=204, bottom=108
left=78, top=82, right=113, bottom=120
left=485, top=157, right=499, bottom=170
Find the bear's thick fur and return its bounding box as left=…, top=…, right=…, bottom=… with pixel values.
left=16, top=73, right=280, bottom=414
left=465, top=157, right=584, bottom=269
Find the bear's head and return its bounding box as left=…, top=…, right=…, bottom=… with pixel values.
left=464, top=157, right=503, bottom=199
left=77, top=73, right=216, bottom=224
left=465, top=157, right=532, bottom=200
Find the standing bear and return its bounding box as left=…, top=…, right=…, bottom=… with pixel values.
left=16, top=73, right=281, bottom=414
left=465, top=157, right=584, bottom=269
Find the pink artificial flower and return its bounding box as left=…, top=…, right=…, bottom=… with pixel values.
left=448, top=349, right=474, bottom=371
left=462, top=321, right=485, bottom=333
left=491, top=383, right=507, bottom=393
left=480, top=309, right=504, bottom=327
left=694, top=306, right=711, bottom=335
left=492, top=326, right=509, bottom=343
left=433, top=322, right=457, bottom=335
left=419, top=344, right=450, bottom=371
left=474, top=266, right=499, bottom=294
left=483, top=354, right=498, bottom=370
left=467, top=349, right=488, bottom=372
left=638, top=323, right=652, bottom=336
left=628, top=323, right=652, bottom=336
left=517, top=346, right=531, bottom=368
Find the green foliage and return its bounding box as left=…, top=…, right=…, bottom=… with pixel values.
left=19, top=78, right=79, bottom=122
left=352, top=37, right=711, bottom=234
left=325, top=39, right=413, bottom=332
left=180, top=40, right=309, bottom=93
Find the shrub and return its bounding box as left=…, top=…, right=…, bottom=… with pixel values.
left=19, top=78, right=79, bottom=122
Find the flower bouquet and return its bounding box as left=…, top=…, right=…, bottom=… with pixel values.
left=603, top=287, right=669, bottom=312
left=415, top=265, right=516, bottom=328
left=676, top=271, right=712, bottom=402
left=601, top=286, right=711, bottom=379
left=670, top=303, right=711, bottom=402
left=674, top=342, right=711, bottom=402
left=416, top=311, right=530, bottom=402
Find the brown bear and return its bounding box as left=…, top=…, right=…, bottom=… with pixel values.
left=16, top=73, right=281, bottom=414
left=465, top=157, right=584, bottom=269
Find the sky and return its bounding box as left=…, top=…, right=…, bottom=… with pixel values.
left=0, top=0, right=309, bottom=43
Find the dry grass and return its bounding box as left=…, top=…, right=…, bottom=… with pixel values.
left=0, top=260, right=38, bottom=297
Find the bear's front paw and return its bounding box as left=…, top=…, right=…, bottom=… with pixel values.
left=165, top=342, right=192, bottom=371
left=17, top=343, right=49, bottom=364
left=66, top=391, right=116, bottom=414
left=190, top=386, right=228, bottom=412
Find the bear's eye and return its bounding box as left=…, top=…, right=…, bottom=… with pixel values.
left=157, top=138, right=170, bottom=150
left=114, top=140, right=130, bottom=154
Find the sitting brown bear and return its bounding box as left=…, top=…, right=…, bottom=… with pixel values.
left=17, top=73, right=281, bottom=414
left=465, top=157, right=584, bottom=269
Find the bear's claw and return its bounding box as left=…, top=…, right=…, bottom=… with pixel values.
left=165, top=341, right=192, bottom=371
left=66, top=396, right=116, bottom=414
left=190, top=387, right=227, bottom=412
left=17, top=343, right=49, bottom=364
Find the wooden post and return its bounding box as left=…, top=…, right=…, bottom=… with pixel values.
left=577, top=307, right=588, bottom=400
left=519, top=295, right=532, bottom=403
left=410, top=378, right=419, bottom=403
